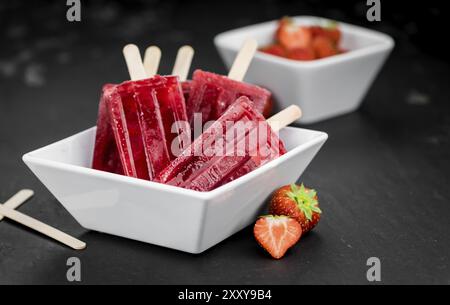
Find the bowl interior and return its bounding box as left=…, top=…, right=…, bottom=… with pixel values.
left=27, top=128, right=96, bottom=168
left=215, top=16, right=393, bottom=57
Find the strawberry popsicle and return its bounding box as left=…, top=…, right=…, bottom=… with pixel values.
left=157, top=96, right=293, bottom=192
left=92, top=79, right=165, bottom=180
left=187, top=39, right=272, bottom=127
left=186, top=69, right=272, bottom=125
left=92, top=84, right=124, bottom=176
left=92, top=45, right=189, bottom=180
left=141, top=45, right=190, bottom=160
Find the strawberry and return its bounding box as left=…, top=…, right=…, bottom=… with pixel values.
left=287, top=47, right=315, bottom=61
left=254, top=215, right=302, bottom=259
left=260, top=44, right=286, bottom=57
left=276, top=17, right=312, bottom=51
left=310, top=24, right=341, bottom=44
left=312, top=36, right=338, bottom=59
left=269, top=184, right=322, bottom=233
left=325, top=27, right=341, bottom=44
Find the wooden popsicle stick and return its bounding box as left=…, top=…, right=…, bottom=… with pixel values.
left=267, top=105, right=302, bottom=132
left=123, top=44, right=147, bottom=81
left=228, top=39, right=258, bottom=81
left=172, top=45, right=194, bottom=81
left=0, top=203, right=86, bottom=250
left=0, top=189, right=34, bottom=221
left=143, top=46, right=161, bottom=77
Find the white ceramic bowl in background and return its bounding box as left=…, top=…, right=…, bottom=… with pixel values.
left=214, top=16, right=395, bottom=124
left=23, top=126, right=327, bottom=254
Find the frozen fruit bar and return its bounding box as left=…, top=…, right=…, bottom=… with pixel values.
left=136, top=76, right=189, bottom=161
left=96, top=81, right=152, bottom=179
left=92, top=84, right=124, bottom=176
left=186, top=70, right=272, bottom=125
left=92, top=75, right=189, bottom=180
left=157, top=96, right=286, bottom=192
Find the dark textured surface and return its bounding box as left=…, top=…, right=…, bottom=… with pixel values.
left=0, top=1, right=449, bottom=284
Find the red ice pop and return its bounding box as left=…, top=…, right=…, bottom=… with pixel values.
left=187, top=70, right=272, bottom=125
left=157, top=96, right=301, bottom=192
left=92, top=84, right=124, bottom=176
left=186, top=40, right=272, bottom=126
left=92, top=45, right=189, bottom=180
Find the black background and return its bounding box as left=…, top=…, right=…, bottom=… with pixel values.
left=0, top=0, right=449, bottom=284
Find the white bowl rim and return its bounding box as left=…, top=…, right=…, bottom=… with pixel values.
left=214, top=15, right=395, bottom=69
left=23, top=126, right=328, bottom=201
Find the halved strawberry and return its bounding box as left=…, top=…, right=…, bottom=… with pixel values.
left=260, top=44, right=286, bottom=57
left=287, top=47, right=315, bottom=61
left=254, top=215, right=302, bottom=259
left=269, top=184, right=322, bottom=233
left=276, top=17, right=312, bottom=51
left=312, top=36, right=338, bottom=59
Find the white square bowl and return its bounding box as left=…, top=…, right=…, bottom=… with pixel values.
left=214, top=16, right=395, bottom=124
left=23, top=126, right=327, bottom=254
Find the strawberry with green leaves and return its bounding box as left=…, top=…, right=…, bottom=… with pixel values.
left=269, top=183, right=322, bottom=233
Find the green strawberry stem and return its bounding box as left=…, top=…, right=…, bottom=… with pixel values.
left=286, top=184, right=321, bottom=221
